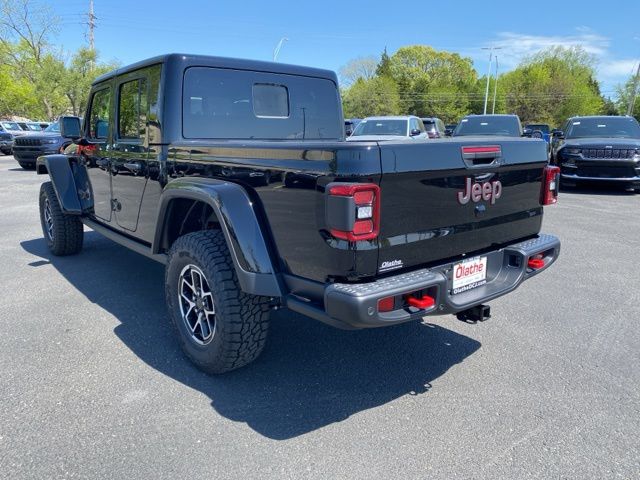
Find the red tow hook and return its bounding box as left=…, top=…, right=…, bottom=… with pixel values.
left=527, top=255, right=546, bottom=269
left=405, top=294, right=435, bottom=310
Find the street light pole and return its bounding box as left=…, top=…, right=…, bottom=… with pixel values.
left=481, top=46, right=502, bottom=114
left=273, top=37, right=289, bottom=62
left=627, top=61, right=640, bottom=116
left=492, top=56, right=499, bottom=114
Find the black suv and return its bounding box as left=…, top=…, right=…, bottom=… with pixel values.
left=554, top=116, right=640, bottom=191
left=12, top=120, right=79, bottom=169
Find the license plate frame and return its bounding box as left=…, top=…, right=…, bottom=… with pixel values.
left=451, top=256, right=488, bottom=294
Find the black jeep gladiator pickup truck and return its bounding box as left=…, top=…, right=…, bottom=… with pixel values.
left=36, top=54, right=561, bottom=373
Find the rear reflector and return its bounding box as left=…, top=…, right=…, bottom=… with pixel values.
left=378, top=296, right=395, bottom=312
left=541, top=165, right=560, bottom=205
left=405, top=294, right=435, bottom=310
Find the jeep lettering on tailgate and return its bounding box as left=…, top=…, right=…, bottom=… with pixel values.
left=457, top=177, right=502, bottom=205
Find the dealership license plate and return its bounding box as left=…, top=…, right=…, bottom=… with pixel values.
left=452, top=256, right=488, bottom=294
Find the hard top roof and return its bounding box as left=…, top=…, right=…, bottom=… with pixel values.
left=92, top=53, right=338, bottom=85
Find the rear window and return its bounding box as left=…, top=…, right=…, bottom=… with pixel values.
left=352, top=119, right=408, bottom=136
left=526, top=124, right=550, bottom=134
left=454, top=116, right=521, bottom=137
left=182, top=67, right=341, bottom=140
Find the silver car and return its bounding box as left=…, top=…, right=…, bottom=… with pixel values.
left=346, top=116, right=429, bottom=141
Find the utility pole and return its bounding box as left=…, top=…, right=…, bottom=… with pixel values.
left=492, top=56, right=499, bottom=114
left=87, top=0, right=96, bottom=51
left=627, top=61, right=640, bottom=116
left=482, top=46, right=502, bottom=114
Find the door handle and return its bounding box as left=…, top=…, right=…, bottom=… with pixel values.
left=124, top=162, right=143, bottom=173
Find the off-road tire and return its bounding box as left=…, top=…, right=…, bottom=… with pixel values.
left=165, top=230, right=271, bottom=374
left=39, top=181, right=83, bottom=256
left=19, top=161, right=36, bottom=170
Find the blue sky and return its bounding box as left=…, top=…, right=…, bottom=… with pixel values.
left=52, top=0, right=640, bottom=96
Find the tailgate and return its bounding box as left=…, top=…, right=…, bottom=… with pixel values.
left=377, top=137, right=548, bottom=274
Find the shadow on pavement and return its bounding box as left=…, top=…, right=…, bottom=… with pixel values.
left=560, top=183, right=637, bottom=196
left=21, top=233, right=481, bottom=440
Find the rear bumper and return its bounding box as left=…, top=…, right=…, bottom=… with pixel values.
left=287, top=234, right=560, bottom=329
left=561, top=172, right=640, bottom=185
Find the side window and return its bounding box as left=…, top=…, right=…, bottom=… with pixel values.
left=410, top=118, right=420, bottom=132
left=252, top=84, right=289, bottom=118
left=88, top=88, right=111, bottom=140
left=118, top=78, right=148, bottom=140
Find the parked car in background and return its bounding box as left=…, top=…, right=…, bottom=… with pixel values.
left=344, top=118, right=361, bottom=136
left=525, top=123, right=551, bottom=144
left=421, top=117, right=446, bottom=138
left=347, top=115, right=428, bottom=141
left=444, top=123, right=457, bottom=136
left=0, top=132, right=14, bottom=155
left=553, top=115, right=640, bottom=191
left=12, top=119, right=79, bottom=169
left=0, top=120, right=30, bottom=137
left=453, top=114, right=524, bottom=137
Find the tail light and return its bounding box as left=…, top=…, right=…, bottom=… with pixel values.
left=77, top=143, right=97, bottom=156
left=326, top=183, right=380, bottom=242
left=541, top=165, right=560, bottom=205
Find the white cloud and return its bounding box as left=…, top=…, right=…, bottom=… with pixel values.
left=599, top=59, right=638, bottom=79
left=468, top=29, right=638, bottom=94
left=482, top=31, right=610, bottom=70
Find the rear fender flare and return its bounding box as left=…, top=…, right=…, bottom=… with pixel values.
left=153, top=177, right=281, bottom=297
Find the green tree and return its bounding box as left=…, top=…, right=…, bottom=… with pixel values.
left=376, top=47, right=392, bottom=78
left=386, top=45, right=477, bottom=122
left=0, top=0, right=67, bottom=119
left=338, top=56, right=378, bottom=87
left=0, top=0, right=119, bottom=120
left=342, top=76, right=401, bottom=118
left=61, top=48, right=118, bottom=116
left=615, top=72, right=640, bottom=120
left=499, top=46, right=605, bottom=126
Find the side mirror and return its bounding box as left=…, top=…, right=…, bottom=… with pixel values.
left=59, top=116, right=82, bottom=139
left=522, top=127, right=533, bottom=137
left=410, top=129, right=422, bottom=136
left=551, top=129, right=564, bottom=139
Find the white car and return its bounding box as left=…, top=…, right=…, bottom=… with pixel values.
left=346, top=116, right=429, bottom=141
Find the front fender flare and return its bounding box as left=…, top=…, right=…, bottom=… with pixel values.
left=153, top=177, right=281, bottom=297
left=36, top=155, right=83, bottom=215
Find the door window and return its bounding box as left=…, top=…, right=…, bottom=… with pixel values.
left=88, top=88, right=111, bottom=140
left=118, top=78, right=148, bottom=140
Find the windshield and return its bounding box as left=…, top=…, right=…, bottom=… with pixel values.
left=352, top=119, right=408, bottom=136
left=565, top=117, right=640, bottom=139
left=454, top=116, right=521, bottom=137
left=44, top=122, right=60, bottom=133
left=526, top=124, right=550, bottom=134
left=1, top=122, right=22, bottom=131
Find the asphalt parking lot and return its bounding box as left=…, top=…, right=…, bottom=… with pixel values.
left=1, top=154, right=639, bottom=479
